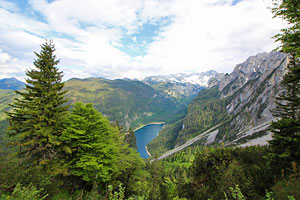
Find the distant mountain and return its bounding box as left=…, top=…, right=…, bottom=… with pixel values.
left=144, top=70, right=221, bottom=86
left=64, top=78, right=186, bottom=129
left=0, top=78, right=24, bottom=90
left=0, top=77, right=186, bottom=139
left=143, top=70, right=224, bottom=102
left=148, top=51, right=288, bottom=156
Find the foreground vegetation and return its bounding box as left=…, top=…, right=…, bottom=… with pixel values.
left=1, top=142, right=300, bottom=199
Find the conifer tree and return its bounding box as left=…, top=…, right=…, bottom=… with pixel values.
left=125, top=127, right=137, bottom=149
left=269, top=0, right=300, bottom=164
left=272, top=0, right=300, bottom=57
left=7, top=41, right=69, bottom=165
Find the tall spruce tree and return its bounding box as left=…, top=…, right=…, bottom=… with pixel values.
left=7, top=41, right=69, bottom=165
left=269, top=0, right=300, bottom=164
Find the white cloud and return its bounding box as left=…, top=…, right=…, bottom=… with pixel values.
left=0, top=0, right=284, bottom=81
left=0, top=51, right=11, bottom=64
left=138, top=0, right=283, bottom=74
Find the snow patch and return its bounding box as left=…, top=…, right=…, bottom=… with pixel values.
left=144, top=71, right=219, bottom=87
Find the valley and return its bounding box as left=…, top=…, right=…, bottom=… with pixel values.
left=0, top=51, right=288, bottom=158
left=0, top=48, right=298, bottom=199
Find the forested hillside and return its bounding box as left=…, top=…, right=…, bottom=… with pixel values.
left=64, top=77, right=186, bottom=129
left=0, top=89, right=18, bottom=142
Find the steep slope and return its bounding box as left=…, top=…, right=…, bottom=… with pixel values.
left=64, top=78, right=185, bottom=129
left=216, top=51, right=287, bottom=144
left=0, top=78, right=24, bottom=90
left=148, top=51, right=287, bottom=156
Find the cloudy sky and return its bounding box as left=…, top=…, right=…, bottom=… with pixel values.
left=0, top=0, right=284, bottom=81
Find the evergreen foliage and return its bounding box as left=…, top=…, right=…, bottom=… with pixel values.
left=61, top=102, right=121, bottom=184
left=124, top=128, right=137, bottom=149
left=6, top=41, right=69, bottom=165
left=269, top=0, right=300, bottom=165
left=272, top=0, right=300, bottom=57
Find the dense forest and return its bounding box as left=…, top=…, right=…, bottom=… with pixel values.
left=0, top=0, right=299, bottom=199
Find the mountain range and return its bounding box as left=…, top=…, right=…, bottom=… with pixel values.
left=142, top=70, right=223, bottom=103
left=148, top=51, right=287, bottom=156
left=0, top=50, right=288, bottom=157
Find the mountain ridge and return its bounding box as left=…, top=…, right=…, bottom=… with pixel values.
left=64, top=77, right=186, bottom=129
left=147, top=51, right=288, bottom=156
left=0, top=78, right=24, bottom=90
left=142, top=70, right=224, bottom=103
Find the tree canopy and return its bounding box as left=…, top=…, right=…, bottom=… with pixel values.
left=61, top=102, right=122, bottom=184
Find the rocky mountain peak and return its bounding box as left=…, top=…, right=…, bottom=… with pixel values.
left=143, top=70, right=221, bottom=87
left=142, top=70, right=224, bottom=101
left=218, top=51, right=287, bottom=98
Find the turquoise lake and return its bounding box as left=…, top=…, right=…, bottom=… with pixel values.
left=135, top=123, right=164, bottom=158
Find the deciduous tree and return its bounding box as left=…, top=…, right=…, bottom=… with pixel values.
left=61, top=102, right=121, bottom=188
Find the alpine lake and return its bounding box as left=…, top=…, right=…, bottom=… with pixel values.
left=134, top=123, right=164, bottom=158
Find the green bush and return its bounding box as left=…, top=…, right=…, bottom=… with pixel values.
left=272, top=162, right=300, bottom=200
left=5, top=183, right=47, bottom=200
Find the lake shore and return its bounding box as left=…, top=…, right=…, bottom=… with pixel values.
left=145, top=146, right=152, bottom=157
left=134, top=122, right=165, bottom=132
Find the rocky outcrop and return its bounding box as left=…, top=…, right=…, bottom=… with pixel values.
left=149, top=51, right=289, bottom=155
left=219, top=51, right=286, bottom=97
left=217, top=51, right=287, bottom=144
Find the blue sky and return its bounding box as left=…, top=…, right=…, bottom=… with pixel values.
left=0, top=0, right=283, bottom=81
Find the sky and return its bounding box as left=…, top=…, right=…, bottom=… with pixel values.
left=0, top=0, right=284, bottom=81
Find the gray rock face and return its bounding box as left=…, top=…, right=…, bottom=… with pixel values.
left=148, top=51, right=290, bottom=158
left=218, top=51, right=288, bottom=144
left=219, top=51, right=286, bottom=97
